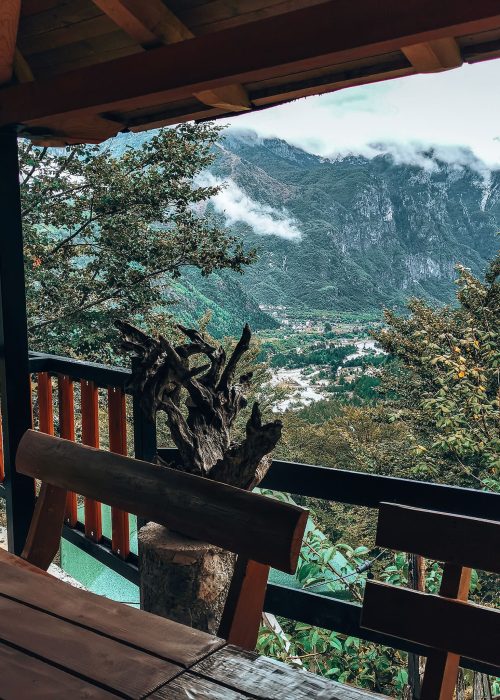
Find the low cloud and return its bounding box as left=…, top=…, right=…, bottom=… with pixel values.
left=202, top=173, right=301, bottom=241
left=349, top=141, right=495, bottom=178
left=220, top=62, right=500, bottom=169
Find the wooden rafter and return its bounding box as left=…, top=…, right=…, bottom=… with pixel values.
left=402, top=38, right=463, bottom=72
left=2, top=0, right=500, bottom=142
left=0, top=0, right=21, bottom=86
left=92, top=0, right=251, bottom=112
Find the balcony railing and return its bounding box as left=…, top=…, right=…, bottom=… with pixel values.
left=0, top=351, right=499, bottom=679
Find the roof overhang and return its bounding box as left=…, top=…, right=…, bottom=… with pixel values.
left=2, top=0, right=500, bottom=145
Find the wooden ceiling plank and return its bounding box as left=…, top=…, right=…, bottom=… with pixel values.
left=3, top=0, right=500, bottom=139
left=0, top=0, right=21, bottom=85
left=92, top=0, right=251, bottom=111
left=18, top=15, right=118, bottom=57
left=182, top=0, right=327, bottom=34
left=402, top=37, right=463, bottom=72
left=20, top=0, right=60, bottom=18
left=19, top=0, right=102, bottom=39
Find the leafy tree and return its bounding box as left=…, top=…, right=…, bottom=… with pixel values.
left=374, top=253, right=500, bottom=490
left=20, top=124, right=254, bottom=361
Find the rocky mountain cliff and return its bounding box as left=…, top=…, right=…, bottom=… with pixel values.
left=205, top=129, right=499, bottom=315
left=112, top=128, right=499, bottom=334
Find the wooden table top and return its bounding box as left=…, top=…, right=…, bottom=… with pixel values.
left=0, top=548, right=381, bottom=699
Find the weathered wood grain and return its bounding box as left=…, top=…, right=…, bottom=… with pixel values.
left=376, top=502, right=500, bottom=573
left=0, top=547, right=224, bottom=667
left=149, top=673, right=251, bottom=699
left=192, top=646, right=385, bottom=699
left=16, top=429, right=308, bottom=572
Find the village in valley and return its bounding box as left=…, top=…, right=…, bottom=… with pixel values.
left=257, top=306, right=386, bottom=412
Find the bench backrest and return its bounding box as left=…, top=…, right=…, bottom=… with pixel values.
left=16, top=429, right=308, bottom=650
left=360, top=502, right=500, bottom=699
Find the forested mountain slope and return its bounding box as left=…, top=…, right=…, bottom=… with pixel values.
left=113, top=129, right=499, bottom=331
left=208, top=129, right=499, bottom=313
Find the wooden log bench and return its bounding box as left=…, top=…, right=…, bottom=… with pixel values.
left=360, top=502, right=500, bottom=699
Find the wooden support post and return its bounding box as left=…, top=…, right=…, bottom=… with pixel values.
left=0, top=129, right=36, bottom=554
left=420, top=563, right=472, bottom=699
left=81, top=380, right=102, bottom=542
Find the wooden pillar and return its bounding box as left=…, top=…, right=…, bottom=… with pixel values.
left=0, top=129, right=36, bottom=554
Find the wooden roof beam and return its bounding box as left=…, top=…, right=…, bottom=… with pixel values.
left=2, top=0, right=500, bottom=140
left=402, top=37, right=463, bottom=72
left=0, top=1, right=21, bottom=86
left=92, top=0, right=251, bottom=112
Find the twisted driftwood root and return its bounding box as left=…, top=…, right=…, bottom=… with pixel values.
left=117, top=320, right=282, bottom=489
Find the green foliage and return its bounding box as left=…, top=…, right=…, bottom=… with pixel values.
left=374, top=252, right=500, bottom=490
left=20, top=124, right=255, bottom=361
left=269, top=343, right=355, bottom=372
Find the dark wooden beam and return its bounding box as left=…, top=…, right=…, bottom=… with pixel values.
left=1, top=0, right=499, bottom=139
left=91, top=0, right=251, bottom=111
left=0, top=130, right=36, bottom=554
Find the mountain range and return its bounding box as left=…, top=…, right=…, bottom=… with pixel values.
left=117, top=129, right=500, bottom=336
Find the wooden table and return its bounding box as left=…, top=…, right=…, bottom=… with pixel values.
left=0, top=548, right=380, bottom=699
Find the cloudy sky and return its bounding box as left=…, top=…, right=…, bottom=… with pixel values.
left=221, top=60, right=500, bottom=168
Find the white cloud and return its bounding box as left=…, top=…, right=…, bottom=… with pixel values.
left=202, top=173, right=301, bottom=240
left=220, top=61, right=500, bottom=169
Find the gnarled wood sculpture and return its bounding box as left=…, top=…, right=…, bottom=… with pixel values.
left=117, top=320, right=282, bottom=490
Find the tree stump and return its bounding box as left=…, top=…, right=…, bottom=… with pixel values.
left=118, top=320, right=282, bottom=633
left=139, top=523, right=236, bottom=634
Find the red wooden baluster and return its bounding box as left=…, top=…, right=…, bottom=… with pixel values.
left=81, top=380, right=102, bottom=542
left=58, top=375, right=77, bottom=527
left=37, top=372, right=54, bottom=435
left=108, top=387, right=130, bottom=559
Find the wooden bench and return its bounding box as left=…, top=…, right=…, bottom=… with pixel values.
left=15, top=428, right=309, bottom=651
left=360, top=502, right=500, bottom=699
